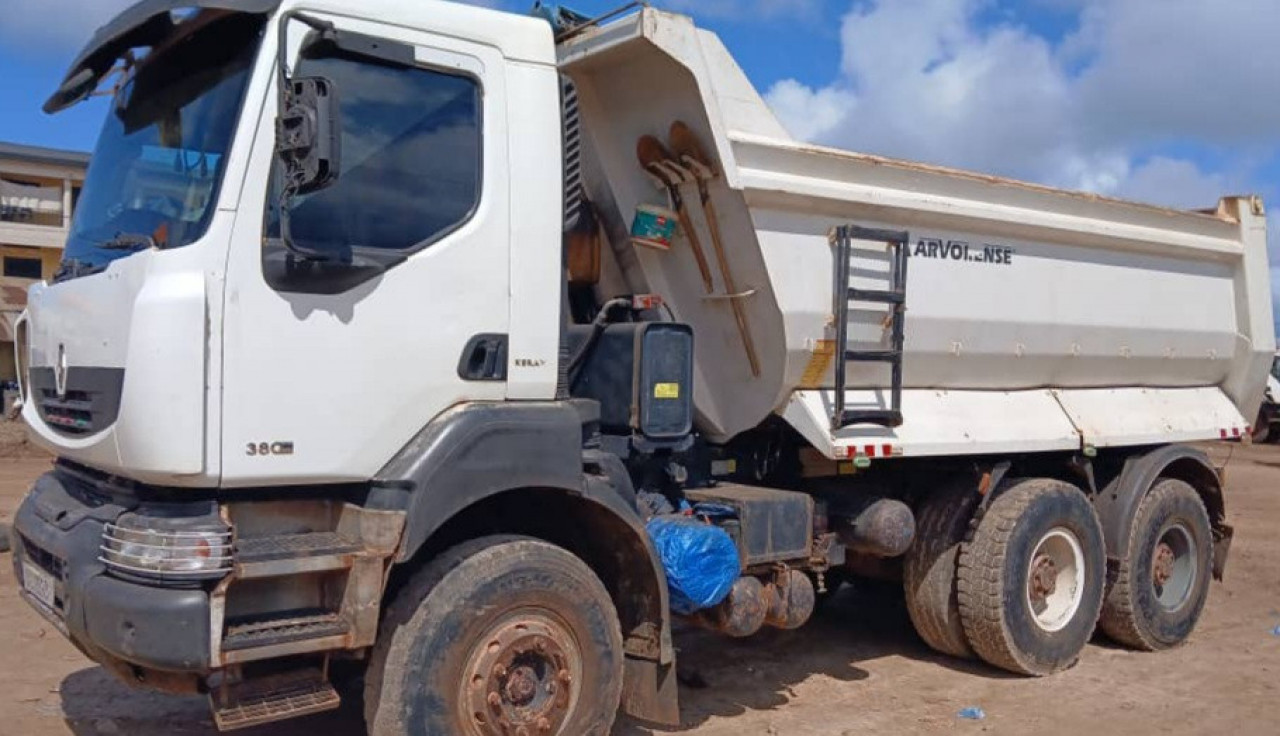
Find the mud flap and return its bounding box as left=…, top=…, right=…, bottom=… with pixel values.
left=621, top=657, right=680, bottom=727
left=1212, top=522, right=1234, bottom=581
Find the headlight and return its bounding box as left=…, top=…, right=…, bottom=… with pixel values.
left=100, top=514, right=233, bottom=581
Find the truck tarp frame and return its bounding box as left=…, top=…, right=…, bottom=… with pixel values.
left=44, top=0, right=283, bottom=113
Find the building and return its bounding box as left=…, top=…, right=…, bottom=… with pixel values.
left=0, top=142, right=89, bottom=380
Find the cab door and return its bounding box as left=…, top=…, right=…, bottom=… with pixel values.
left=221, top=15, right=511, bottom=486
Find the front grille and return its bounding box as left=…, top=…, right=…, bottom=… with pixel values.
left=27, top=367, right=124, bottom=437
left=38, top=389, right=94, bottom=434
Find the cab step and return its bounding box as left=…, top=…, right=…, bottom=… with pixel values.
left=223, top=610, right=351, bottom=652
left=211, top=668, right=340, bottom=731
left=234, top=532, right=361, bottom=579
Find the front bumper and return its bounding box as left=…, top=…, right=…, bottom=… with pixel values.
left=12, top=469, right=212, bottom=672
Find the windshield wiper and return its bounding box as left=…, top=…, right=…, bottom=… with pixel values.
left=101, top=232, right=161, bottom=251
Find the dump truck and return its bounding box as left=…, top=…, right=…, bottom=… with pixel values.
left=10, top=1, right=1273, bottom=733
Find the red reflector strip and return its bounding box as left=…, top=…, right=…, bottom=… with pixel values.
left=835, top=444, right=899, bottom=459
left=1220, top=429, right=1229, bottom=439
left=1232, top=427, right=1241, bottom=438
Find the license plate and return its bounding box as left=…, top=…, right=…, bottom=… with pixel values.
left=22, top=561, right=56, bottom=610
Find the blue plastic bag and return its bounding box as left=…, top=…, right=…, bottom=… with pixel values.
left=645, top=516, right=740, bottom=615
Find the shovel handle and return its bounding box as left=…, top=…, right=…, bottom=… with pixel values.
left=699, top=184, right=762, bottom=378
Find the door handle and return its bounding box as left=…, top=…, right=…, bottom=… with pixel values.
left=458, top=334, right=508, bottom=381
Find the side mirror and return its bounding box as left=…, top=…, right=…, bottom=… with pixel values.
left=276, top=76, right=340, bottom=197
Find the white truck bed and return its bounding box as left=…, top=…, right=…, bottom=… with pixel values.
left=559, top=8, right=1274, bottom=458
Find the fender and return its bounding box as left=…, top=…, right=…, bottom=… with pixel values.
left=371, top=401, right=586, bottom=561
left=369, top=400, right=680, bottom=725
left=1093, top=445, right=1232, bottom=579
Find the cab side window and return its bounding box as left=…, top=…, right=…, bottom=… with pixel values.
left=274, top=53, right=482, bottom=256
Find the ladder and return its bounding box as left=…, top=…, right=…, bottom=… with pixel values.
left=831, top=225, right=909, bottom=430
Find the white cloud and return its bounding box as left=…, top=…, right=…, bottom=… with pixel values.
left=1115, top=157, right=1227, bottom=210
left=764, top=0, right=1280, bottom=208
left=764, top=79, right=854, bottom=142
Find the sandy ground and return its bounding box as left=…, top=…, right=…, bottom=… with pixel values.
left=1, top=441, right=1278, bottom=736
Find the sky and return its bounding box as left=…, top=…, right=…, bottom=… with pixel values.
left=1, top=0, right=1278, bottom=331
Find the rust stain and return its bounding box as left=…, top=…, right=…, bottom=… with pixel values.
left=800, top=340, right=836, bottom=389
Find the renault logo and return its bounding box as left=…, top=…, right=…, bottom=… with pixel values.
left=55, top=344, right=68, bottom=399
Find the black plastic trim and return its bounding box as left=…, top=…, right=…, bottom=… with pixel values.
left=12, top=470, right=212, bottom=672
left=373, top=402, right=586, bottom=562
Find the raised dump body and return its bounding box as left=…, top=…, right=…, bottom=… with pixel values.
left=560, top=9, right=1274, bottom=457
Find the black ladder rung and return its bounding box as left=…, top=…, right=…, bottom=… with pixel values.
left=837, top=409, right=904, bottom=429
left=845, top=349, right=902, bottom=363
left=848, top=288, right=905, bottom=305
left=837, top=226, right=910, bottom=245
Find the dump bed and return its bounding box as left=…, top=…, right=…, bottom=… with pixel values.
left=559, top=9, right=1274, bottom=458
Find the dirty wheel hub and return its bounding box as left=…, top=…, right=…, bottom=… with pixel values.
left=1152, top=542, right=1176, bottom=589
left=1029, top=554, right=1059, bottom=601
left=462, top=616, right=579, bottom=735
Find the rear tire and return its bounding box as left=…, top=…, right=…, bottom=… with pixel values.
left=1252, top=406, right=1273, bottom=443
left=903, top=484, right=981, bottom=658
left=1098, top=479, right=1213, bottom=651
left=365, top=536, right=624, bottom=736
left=957, top=479, right=1106, bottom=676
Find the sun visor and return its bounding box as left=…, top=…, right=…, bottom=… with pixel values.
left=43, top=0, right=281, bottom=114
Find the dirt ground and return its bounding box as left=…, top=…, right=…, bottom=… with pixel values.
left=2, top=441, right=1278, bottom=736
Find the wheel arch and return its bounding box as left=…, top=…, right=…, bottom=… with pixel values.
left=369, top=401, right=679, bottom=725
left=1093, top=445, right=1232, bottom=580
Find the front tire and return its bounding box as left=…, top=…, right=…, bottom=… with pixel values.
left=1098, top=479, right=1213, bottom=651
left=957, top=479, right=1106, bottom=676
left=365, top=536, right=624, bottom=736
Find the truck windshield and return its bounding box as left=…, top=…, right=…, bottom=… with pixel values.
left=57, top=13, right=265, bottom=281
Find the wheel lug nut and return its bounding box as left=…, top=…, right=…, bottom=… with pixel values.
left=487, top=692, right=502, bottom=707
left=494, top=664, right=507, bottom=678
left=537, top=717, right=552, bottom=732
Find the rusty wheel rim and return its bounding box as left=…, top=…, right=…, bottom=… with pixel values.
left=1152, top=522, right=1196, bottom=611
left=459, top=611, right=582, bottom=736
left=1025, top=527, right=1085, bottom=633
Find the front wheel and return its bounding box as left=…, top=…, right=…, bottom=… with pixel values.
left=365, top=536, right=624, bottom=736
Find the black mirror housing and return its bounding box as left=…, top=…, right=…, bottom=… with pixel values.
left=275, top=75, right=340, bottom=196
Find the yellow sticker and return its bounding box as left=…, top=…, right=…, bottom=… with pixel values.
left=654, top=383, right=681, bottom=400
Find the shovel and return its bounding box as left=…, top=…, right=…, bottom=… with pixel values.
left=669, top=121, right=762, bottom=378
left=637, top=135, right=715, bottom=294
